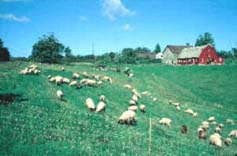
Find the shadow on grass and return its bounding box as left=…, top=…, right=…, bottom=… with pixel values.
left=0, top=93, right=28, bottom=106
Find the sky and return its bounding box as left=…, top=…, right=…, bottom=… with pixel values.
left=0, top=0, right=237, bottom=57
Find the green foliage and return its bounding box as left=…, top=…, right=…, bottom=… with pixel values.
left=154, top=43, right=161, bottom=53
left=217, top=50, right=233, bottom=58
left=30, top=34, right=65, bottom=63
left=195, top=32, right=215, bottom=47
left=232, top=48, right=237, bottom=58
left=0, top=39, right=10, bottom=61
left=120, top=48, right=136, bottom=64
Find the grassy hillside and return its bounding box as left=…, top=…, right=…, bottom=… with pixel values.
left=0, top=61, right=237, bottom=156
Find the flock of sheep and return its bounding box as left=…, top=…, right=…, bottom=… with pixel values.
left=19, top=64, right=237, bottom=150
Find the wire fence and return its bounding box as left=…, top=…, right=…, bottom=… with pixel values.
left=0, top=103, right=236, bottom=156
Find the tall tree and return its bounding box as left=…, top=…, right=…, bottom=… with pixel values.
left=195, top=32, right=215, bottom=47
left=65, top=46, right=72, bottom=58
left=30, top=34, right=65, bottom=63
left=154, top=43, right=161, bottom=53
left=0, top=38, right=10, bottom=61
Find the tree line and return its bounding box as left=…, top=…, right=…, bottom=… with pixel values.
left=1, top=32, right=237, bottom=63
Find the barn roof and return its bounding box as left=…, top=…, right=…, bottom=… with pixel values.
left=178, top=44, right=211, bottom=59
left=165, top=45, right=193, bottom=54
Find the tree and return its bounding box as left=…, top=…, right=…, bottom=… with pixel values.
left=109, top=52, right=116, bottom=62
left=233, top=48, right=237, bottom=58
left=154, top=43, right=161, bottom=53
left=0, top=39, right=3, bottom=48
left=121, top=48, right=136, bottom=63
left=0, top=38, right=10, bottom=61
left=195, top=32, right=215, bottom=47
left=134, top=47, right=151, bottom=53
left=30, top=34, right=65, bottom=63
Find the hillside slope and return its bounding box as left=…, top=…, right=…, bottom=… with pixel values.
left=0, top=61, right=237, bottom=156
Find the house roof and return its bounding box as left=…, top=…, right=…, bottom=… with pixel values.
left=165, top=45, right=193, bottom=54
left=178, top=44, right=211, bottom=59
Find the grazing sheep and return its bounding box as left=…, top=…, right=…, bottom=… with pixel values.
left=193, top=112, right=198, bottom=117
left=218, top=123, right=224, bottom=129
left=56, top=90, right=64, bottom=100
left=176, top=105, right=181, bottom=111
left=85, top=79, right=97, bottom=87
left=69, top=80, right=77, bottom=86
left=62, top=78, right=70, bottom=84
left=95, top=101, right=106, bottom=113
left=80, top=78, right=88, bottom=84
left=82, top=72, right=89, bottom=78
left=129, top=100, right=137, bottom=106
left=128, top=73, right=134, bottom=77
left=168, top=100, right=173, bottom=105
left=139, top=104, right=146, bottom=113
left=228, top=130, right=237, bottom=137
left=215, top=127, right=221, bottom=134
left=224, top=138, right=232, bottom=146
left=48, top=75, right=52, bottom=79
left=208, top=116, right=215, bottom=122
left=72, top=73, right=79, bottom=79
left=209, top=133, right=222, bottom=148
left=184, top=109, right=194, bottom=115
left=128, top=105, right=138, bottom=112
left=85, top=98, right=96, bottom=111
left=132, top=94, right=139, bottom=103
left=100, top=95, right=106, bottom=102
left=173, top=102, right=180, bottom=107
left=97, top=80, right=103, bottom=86
left=159, top=118, right=172, bottom=127
left=118, top=110, right=136, bottom=125
left=141, top=91, right=151, bottom=96
left=226, top=118, right=235, bottom=125
left=124, top=84, right=133, bottom=89
left=132, top=89, right=141, bottom=98
left=55, top=76, right=63, bottom=85
left=92, top=74, right=100, bottom=80
left=198, top=127, right=207, bottom=139
left=181, top=125, right=188, bottom=134
left=201, top=121, right=209, bottom=130
left=61, top=67, right=65, bottom=71
left=103, top=76, right=112, bottom=83
left=153, top=97, right=157, bottom=102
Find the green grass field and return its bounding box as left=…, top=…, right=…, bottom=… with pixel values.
left=0, top=61, right=237, bottom=156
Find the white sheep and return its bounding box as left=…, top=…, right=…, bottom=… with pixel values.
left=69, top=80, right=77, bottom=86
left=215, top=127, right=221, bottom=134
left=173, top=102, right=180, bottom=107
left=97, top=80, right=103, bottom=86
left=193, top=112, right=198, bottom=117
left=85, top=79, right=97, bottom=87
left=55, top=76, right=63, bottom=85
left=224, top=138, right=232, bottom=146
left=197, top=127, right=207, bottom=140
left=228, top=130, right=237, bottom=137
left=124, top=84, right=133, bottom=89
left=176, top=105, right=181, bottom=111
left=129, top=100, right=137, bottom=106
left=72, top=73, right=79, bottom=79
left=139, top=104, right=146, bottom=113
left=226, top=118, right=235, bottom=125
left=47, top=75, right=52, bottom=79
left=132, top=94, right=139, bottom=103
left=100, top=95, right=106, bottom=102
left=80, top=78, right=88, bottom=84
left=208, top=116, right=215, bottom=122
left=92, top=74, right=100, bottom=80
left=153, top=97, right=157, bottom=102
left=141, top=91, right=151, bottom=96
left=184, top=109, right=194, bottom=115
left=95, top=101, right=106, bottom=112
left=56, top=90, right=64, bottom=100
left=218, top=123, right=224, bottom=129
left=103, top=76, right=112, bottom=83
left=159, top=118, right=172, bottom=127
left=128, top=105, right=138, bottom=112
left=61, top=67, right=65, bottom=71
left=82, top=71, right=89, bottom=78
left=118, top=110, right=136, bottom=125
left=85, top=98, right=96, bottom=111
left=201, top=121, right=209, bottom=130
left=209, top=133, right=222, bottom=148
left=62, top=78, right=70, bottom=84
left=131, top=89, right=141, bottom=98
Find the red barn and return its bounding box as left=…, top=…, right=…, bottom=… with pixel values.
left=178, top=44, right=224, bottom=65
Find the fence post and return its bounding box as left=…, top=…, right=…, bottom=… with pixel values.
left=148, top=117, right=152, bottom=156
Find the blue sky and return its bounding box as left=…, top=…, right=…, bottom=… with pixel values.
left=0, top=0, right=237, bottom=57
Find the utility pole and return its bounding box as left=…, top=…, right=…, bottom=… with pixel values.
left=92, top=42, right=95, bottom=64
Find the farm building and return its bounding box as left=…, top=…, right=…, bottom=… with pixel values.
left=162, top=45, right=192, bottom=64
left=155, top=52, right=163, bottom=59
left=178, top=44, right=224, bottom=65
